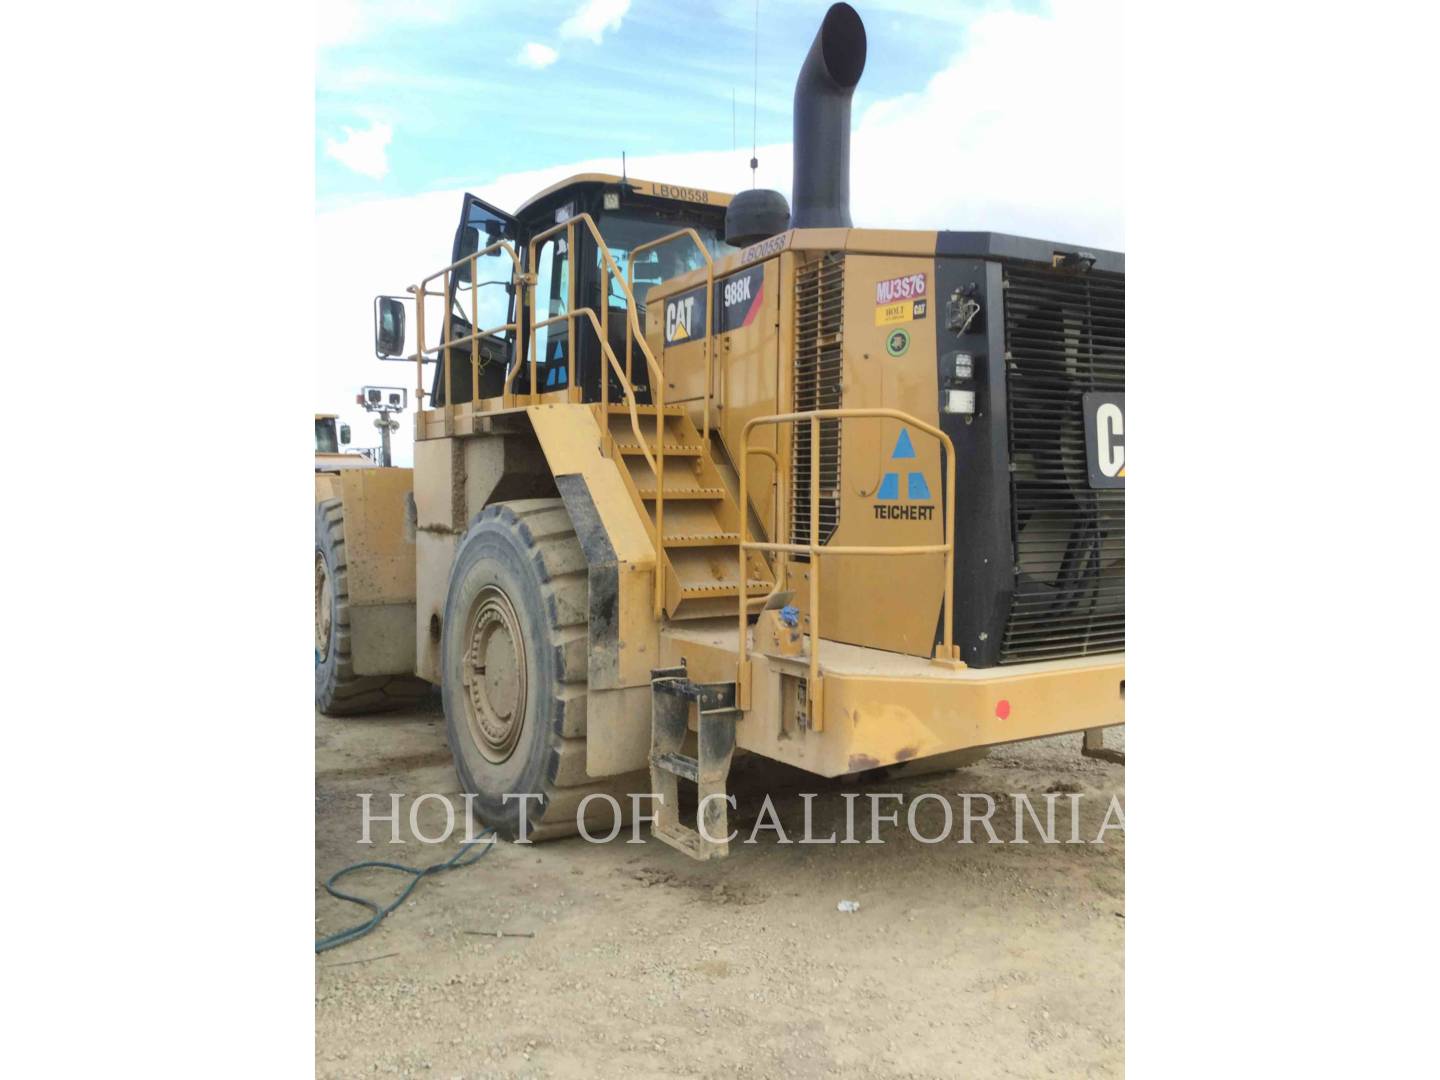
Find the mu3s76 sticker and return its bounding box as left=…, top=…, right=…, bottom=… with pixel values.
left=875, top=272, right=928, bottom=326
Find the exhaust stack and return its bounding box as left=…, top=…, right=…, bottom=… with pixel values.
left=789, top=3, right=867, bottom=230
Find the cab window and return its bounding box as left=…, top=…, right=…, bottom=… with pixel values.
left=315, top=418, right=339, bottom=454
left=598, top=213, right=735, bottom=304
left=531, top=235, right=570, bottom=388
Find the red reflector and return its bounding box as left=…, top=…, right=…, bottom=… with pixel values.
left=995, top=699, right=1011, bottom=720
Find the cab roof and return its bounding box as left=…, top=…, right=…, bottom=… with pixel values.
left=514, top=173, right=733, bottom=217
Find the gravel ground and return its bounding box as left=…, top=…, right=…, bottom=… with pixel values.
left=316, top=701, right=1124, bottom=1078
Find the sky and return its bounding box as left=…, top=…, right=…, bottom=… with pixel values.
left=316, top=0, right=1122, bottom=464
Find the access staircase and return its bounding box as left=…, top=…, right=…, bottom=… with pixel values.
left=602, top=403, right=774, bottom=620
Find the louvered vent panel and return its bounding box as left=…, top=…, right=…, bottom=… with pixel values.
left=792, top=253, right=844, bottom=560
left=1000, top=266, right=1125, bottom=663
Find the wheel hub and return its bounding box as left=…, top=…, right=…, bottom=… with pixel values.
left=315, top=551, right=333, bottom=661
left=461, top=586, right=527, bottom=763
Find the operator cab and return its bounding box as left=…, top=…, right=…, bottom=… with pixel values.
left=415, top=175, right=735, bottom=407
left=314, top=413, right=350, bottom=454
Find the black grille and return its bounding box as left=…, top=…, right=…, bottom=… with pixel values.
left=1000, top=265, right=1124, bottom=663
left=792, top=253, right=844, bottom=557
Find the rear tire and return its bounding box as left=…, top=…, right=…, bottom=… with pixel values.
left=315, top=498, right=431, bottom=716
left=441, top=498, right=644, bottom=842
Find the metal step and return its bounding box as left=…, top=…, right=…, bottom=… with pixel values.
left=604, top=403, right=686, bottom=415
left=663, top=532, right=739, bottom=548
left=649, top=667, right=739, bottom=861
left=634, top=486, right=726, bottom=500
left=680, top=579, right=771, bottom=598
left=615, top=443, right=704, bottom=456
left=652, top=751, right=699, bottom=782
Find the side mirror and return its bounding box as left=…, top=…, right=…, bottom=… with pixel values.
left=374, top=296, right=407, bottom=358
left=339, top=424, right=351, bottom=445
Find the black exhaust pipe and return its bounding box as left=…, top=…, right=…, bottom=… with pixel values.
left=790, top=3, right=867, bottom=230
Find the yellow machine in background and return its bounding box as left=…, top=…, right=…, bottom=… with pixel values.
left=314, top=413, right=365, bottom=474
left=319, top=3, right=1124, bottom=856
left=315, top=412, right=427, bottom=714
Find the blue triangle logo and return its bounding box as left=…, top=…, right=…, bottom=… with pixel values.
left=892, top=429, right=917, bottom=460
left=907, top=472, right=932, bottom=500
left=876, top=473, right=900, bottom=500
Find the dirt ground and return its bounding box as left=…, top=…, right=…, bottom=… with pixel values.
left=316, top=700, right=1124, bottom=1079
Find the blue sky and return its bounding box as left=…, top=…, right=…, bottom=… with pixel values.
left=317, top=0, right=1051, bottom=209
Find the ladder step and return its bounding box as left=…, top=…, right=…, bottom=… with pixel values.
left=651, top=820, right=727, bottom=861
left=664, top=532, right=739, bottom=548
left=680, top=579, right=771, bottom=598
left=652, top=751, right=699, bottom=782
left=635, top=487, right=726, bottom=500
left=614, top=443, right=704, bottom=456
left=604, top=403, right=686, bottom=415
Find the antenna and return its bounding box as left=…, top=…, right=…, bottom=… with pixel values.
left=621, top=151, right=627, bottom=185
left=750, top=0, right=760, bottom=188
left=732, top=88, right=736, bottom=151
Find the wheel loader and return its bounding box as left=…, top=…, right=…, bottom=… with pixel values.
left=317, top=3, right=1125, bottom=857
left=315, top=412, right=430, bottom=715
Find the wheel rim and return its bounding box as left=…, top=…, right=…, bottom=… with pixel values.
left=462, top=585, right=527, bottom=763
left=315, top=551, right=334, bottom=661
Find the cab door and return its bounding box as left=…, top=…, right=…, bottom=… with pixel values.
left=433, top=194, right=519, bottom=405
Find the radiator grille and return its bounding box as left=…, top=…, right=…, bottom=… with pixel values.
left=1000, top=265, right=1125, bottom=663
left=792, top=253, right=844, bottom=557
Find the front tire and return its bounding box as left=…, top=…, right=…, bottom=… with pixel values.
left=441, top=499, right=642, bottom=841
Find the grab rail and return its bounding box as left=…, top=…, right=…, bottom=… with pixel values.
left=405, top=240, right=522, bottom=417
left=520, top=214, right=686, bottom=617
left=403, top=216, right=717, bottom=620
left=736, top=409, right=959, bottom=727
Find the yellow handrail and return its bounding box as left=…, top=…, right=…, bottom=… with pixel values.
left=405, top=239, right=522, bottom=413
left=736, top=408, right=959, bottom=727
left=624, top=228, right=715, bottom=617
left=405, top=215, right=704, bottom=620
left=625, top=228, right=715, bottom=440
left=521, top=213, right=680, bottom=616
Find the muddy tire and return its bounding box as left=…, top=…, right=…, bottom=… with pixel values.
left=315, top=498, right=431, bottom=716
left=441, top=499, right=644, bottom=842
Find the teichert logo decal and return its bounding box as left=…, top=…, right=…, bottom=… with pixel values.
left=874, top=428, right=935, bottom=521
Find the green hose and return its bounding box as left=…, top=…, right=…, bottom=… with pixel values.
left=315, top=830, right=496, bottom=953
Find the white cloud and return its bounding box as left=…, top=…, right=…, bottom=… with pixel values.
left=559, top=0, right=630, bottom=45
left=318, top=0, right=462, bottom=48
left=323, top=121, right=394, bottom=181
left=849, top=0, right=1123, bottom=247
left=316, top=0, right=1123, bottom=462
left=516, top=42, right=559, bottom=70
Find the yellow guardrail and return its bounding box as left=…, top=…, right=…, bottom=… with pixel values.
left=626, top=228, right=715, bottom=442
left=737, top=409, right=959, bottom=728
left=405, top=239, right=522, bottom=417
left=624, top=228, right=714, bottom=616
